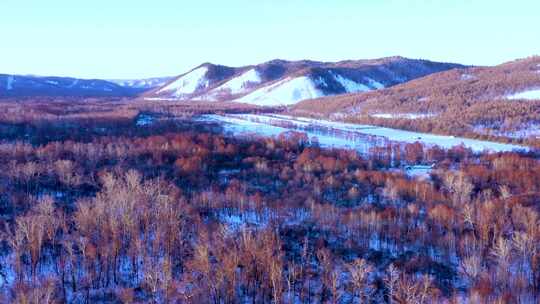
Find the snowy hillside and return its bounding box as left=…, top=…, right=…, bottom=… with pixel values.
left=292, top=56, right=540, bottom=143
left=234, top=76, right=324, bottom=106
left=157, top=66, right=210, bottom=97
left=146, top=57, right=464, bottom=105
left=211, top=69, right=262, bottom=95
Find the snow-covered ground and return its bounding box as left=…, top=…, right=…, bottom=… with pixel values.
left=157, top=66, right=209, bottom=96
left=460, top=74, right=476, bottom=81
left=233, top=76, right=324, bottom=106
left=474, top=123, right=540, bottom=139
left=507, top=125, right=540, bottom=138
left=212, top=69, right=261, bottom=95
left=201, top=114, right=527, bottom=153
left=404, top=165, right=433, bottom=179
left=135, top=114, right=154, bottom=126
left=506, top=89, right=540, bottom=100
left=370, top=113, right=435, bottom=119
left=200, top=114, right=379, bottom=153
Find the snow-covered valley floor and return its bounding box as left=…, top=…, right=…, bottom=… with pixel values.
left=198, top=114, right=527, bottom=153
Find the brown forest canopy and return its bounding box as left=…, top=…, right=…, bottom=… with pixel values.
left=1, top=101, right=540, bottom=303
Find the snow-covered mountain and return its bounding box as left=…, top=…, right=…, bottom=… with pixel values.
left=146, top=57, right=465, bottom=106
left=109, top=76, right=173, bottom=90
left=0, top=74, right=144, bottom=97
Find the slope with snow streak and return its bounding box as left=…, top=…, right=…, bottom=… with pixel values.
left=365, top=78, right=385, bottom=89
left=6, top=76, right=14, bottom=90
left=212, top=69, right=261, bottom=95
left=234, top=76, right=324, bottom=106
left=331, top=72, right=370, bottom=92
left=157, top=66, right=209, bottom=97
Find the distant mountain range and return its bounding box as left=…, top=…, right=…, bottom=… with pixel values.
left=0, top=74, right=146, bottom=97
left=0, top=57, right=463, bottom=102
left=144, top=57, right=464, bottom=105
left=108, top=77, right=174, bottom=90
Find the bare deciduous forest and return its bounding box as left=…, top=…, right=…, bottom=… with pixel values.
left=0, top=101, right=539, bottom=303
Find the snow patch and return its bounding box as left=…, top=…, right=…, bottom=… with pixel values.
left=157, top=66, right=209, bottom=97
left=110, top=77, right=172, bottom=89
left=332, top=72, right=370, bottom=93
left=506, top=89, right=540, bottom=100
left=45, top=80, right=59, bottom=85
left=461, top=74, right=476, bottom=81
left=212, top=69, right=261, bottom=95
left=405, top=165, right=433, bottom=179
left=219, top=210, right=266, bottom=232
left=136, top=114, right=154, bottom=126
left=371, top=113, right=435, bottom=119
left=191, top=94, right=218, bottom=101
left=6, top=75, right=14, bottom=90
left=233, top=76, right=324, bottom=106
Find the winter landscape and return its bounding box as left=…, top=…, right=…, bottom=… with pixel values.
left=1, top=1, right=540, bottom=303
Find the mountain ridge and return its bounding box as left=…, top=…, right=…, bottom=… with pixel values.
left=145, top=56, right=465, bottom=105
left=0, top=74, right=146, bottom=98
left=291, top=55, right=540, bottom=140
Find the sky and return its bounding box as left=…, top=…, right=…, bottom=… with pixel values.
left=1, top=0, right=539, bottom=79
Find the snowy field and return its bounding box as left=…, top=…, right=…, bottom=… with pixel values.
left=506, top=89, right=540, bottom=100
left=199, top=114, right=527, bottom=153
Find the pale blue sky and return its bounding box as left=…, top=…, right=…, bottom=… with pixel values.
left=1, top=0, right=539, bottom=78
